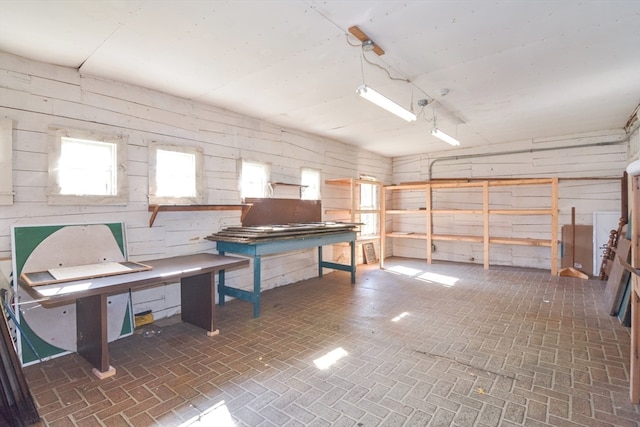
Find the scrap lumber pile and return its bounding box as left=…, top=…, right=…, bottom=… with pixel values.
left=206, top=222, right=359, bottom=243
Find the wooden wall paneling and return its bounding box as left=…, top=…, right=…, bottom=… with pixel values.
left=1, top=53, right=392, bottom=317
left=0, top=52, right=78, bottom=83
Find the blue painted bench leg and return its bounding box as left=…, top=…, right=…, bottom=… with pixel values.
left=218, top=250, right=226, bottom=306
left=253, top=256, right=261, bottom=318
left=350, top=240, right=356, bottom=284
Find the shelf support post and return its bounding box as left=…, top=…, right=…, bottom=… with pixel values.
left=551, top=177, right=559, bottom=275
left=483, top=181, right=489, bottom=269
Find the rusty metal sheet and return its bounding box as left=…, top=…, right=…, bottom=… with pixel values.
left=242, top=198, right=321, bottom=226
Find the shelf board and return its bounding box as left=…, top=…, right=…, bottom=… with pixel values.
left=430, top=181, right=486, bottom=189
left=489, top=237, right=552, bottom=247
left=385, top=233, right=552, bottom=247
left=490, top=209, right=553, bottom=215
left=357, top=236, right=380, bottom=242
left=432, top=209, right=483, bottom=214
left=325, top=178, right=382, bottom=186
left=385, top=183, right=429, bottom=191
left=148, top=204, right=251, bottom=227
left=325, top=209, right=351, bottom=215
left=488, top=178, right=554, bottom=187
left=269, top=182, right=307, bottom=187
left=385, top=233, right=428, bottom=239
left=432, top=234, right=484, bottom=243
left=385, top=209, right=426, bottom=214
left=353, top=209, right=381, bottom=214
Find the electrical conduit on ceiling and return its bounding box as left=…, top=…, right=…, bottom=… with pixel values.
left=428, top=137, right=631, bottom=181
left=428, top=105, right=640, bottom=180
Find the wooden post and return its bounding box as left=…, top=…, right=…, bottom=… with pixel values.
left=380, top=186, right=386, bottom=269
left=551, top=178, right=559, bottom=275
left=426, top=183, right=432, bottom=264
left=483, top=181, right=490, bottom=270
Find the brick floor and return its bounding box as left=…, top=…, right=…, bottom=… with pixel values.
left=22, top=258, right=640, bottom=426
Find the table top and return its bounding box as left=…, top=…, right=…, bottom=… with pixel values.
left=19, top=253, right=249, bottom=307
left=213, top=230, right=357, bottom=256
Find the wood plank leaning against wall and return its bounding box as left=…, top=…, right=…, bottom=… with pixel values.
left=0, top=52, right=392, bottom=318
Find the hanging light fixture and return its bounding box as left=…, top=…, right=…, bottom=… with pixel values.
left=356, top=84, right=416, bottom=122
left=431, top=128, right=460, bottom=146
left=431, top=109, right=460, bottom=146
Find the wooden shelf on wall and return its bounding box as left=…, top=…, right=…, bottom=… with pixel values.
left=148, top=204, right=252, bottom=227
left=324, top=177, right=383, bottom=244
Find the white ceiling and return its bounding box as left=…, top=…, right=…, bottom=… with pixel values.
left=1, top=0, right=639, bottom=157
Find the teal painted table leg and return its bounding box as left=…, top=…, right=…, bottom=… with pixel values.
left=253, top=256, right=261, bottom=318
left=218, top=251, right=226, bottom=306
left=350, top=240, right=356, bottom=284
left=318, top=246, right=323, bottom=278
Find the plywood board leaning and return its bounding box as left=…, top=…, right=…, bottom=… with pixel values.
left=604, top=238, right=632, bottom=315
left=561, top=224, right=593, bottom=274
left=11, top=223, right=134, bottom=365
left=22, top=261, right=152, bottom=287
left=363, top=243, right=377, bottom=264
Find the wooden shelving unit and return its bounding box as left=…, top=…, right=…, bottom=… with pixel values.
left=324, top=178, right=382, bottom=243
left=148, top=204, right=252, bottom=227
left=381, top=178, right=559, bottom=274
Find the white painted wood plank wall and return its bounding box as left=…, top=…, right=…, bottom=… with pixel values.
left=0, top=53, right=391, bottom=318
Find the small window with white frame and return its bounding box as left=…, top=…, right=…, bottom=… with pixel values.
left=48, top=127, right=128, bottom=205
left=359, top=182, right=379, bottom=237
left=149, top=143, right=205, bottom=205
left=300, top=168, right=320, bottom=200
left=240, top=159, right=270, bottom=199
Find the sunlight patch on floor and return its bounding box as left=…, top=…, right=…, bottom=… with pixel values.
left=386, top=265, right=422, bottom=277
left=386, top=264, right=459, bottom=287
left=178, top=400, right=235, bottom=427
left=314, top=347, right=348, bottom=370
left=391, top=311, right=409, bottom=322
left=417, top=271, right=459, bottom=287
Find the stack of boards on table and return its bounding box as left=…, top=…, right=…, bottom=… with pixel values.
left=206, top=222, right=359, bottom=243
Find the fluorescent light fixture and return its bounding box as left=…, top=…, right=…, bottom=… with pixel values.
left=357, top=84, right=416, bottom=122
left=431, top=127, right=460, bottom=146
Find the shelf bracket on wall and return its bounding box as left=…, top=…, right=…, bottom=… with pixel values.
left=148, top=204, right=252, bottom=227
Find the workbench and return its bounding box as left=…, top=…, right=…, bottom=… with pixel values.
left=19, top=253, right=248, bottom=379
left=214, top=230, right=357, bottom=318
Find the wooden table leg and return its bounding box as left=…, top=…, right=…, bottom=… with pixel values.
left=76, top=294, right=115, bottom=379
left=181, top=272, right=218, bottom=336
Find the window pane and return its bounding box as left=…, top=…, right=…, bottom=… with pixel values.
left=242, top=161, right=267, bottom=198
left=360, top=183, right=378, bottom=209
left=360, top=183, right=379, bottom=236
left=360, top=212, right=379, bottom=236
left=156, top=149, right=196, bottom=197
left=301, top=169, right=320, bottom=200
left=59, top=138, right=116, bottom=195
